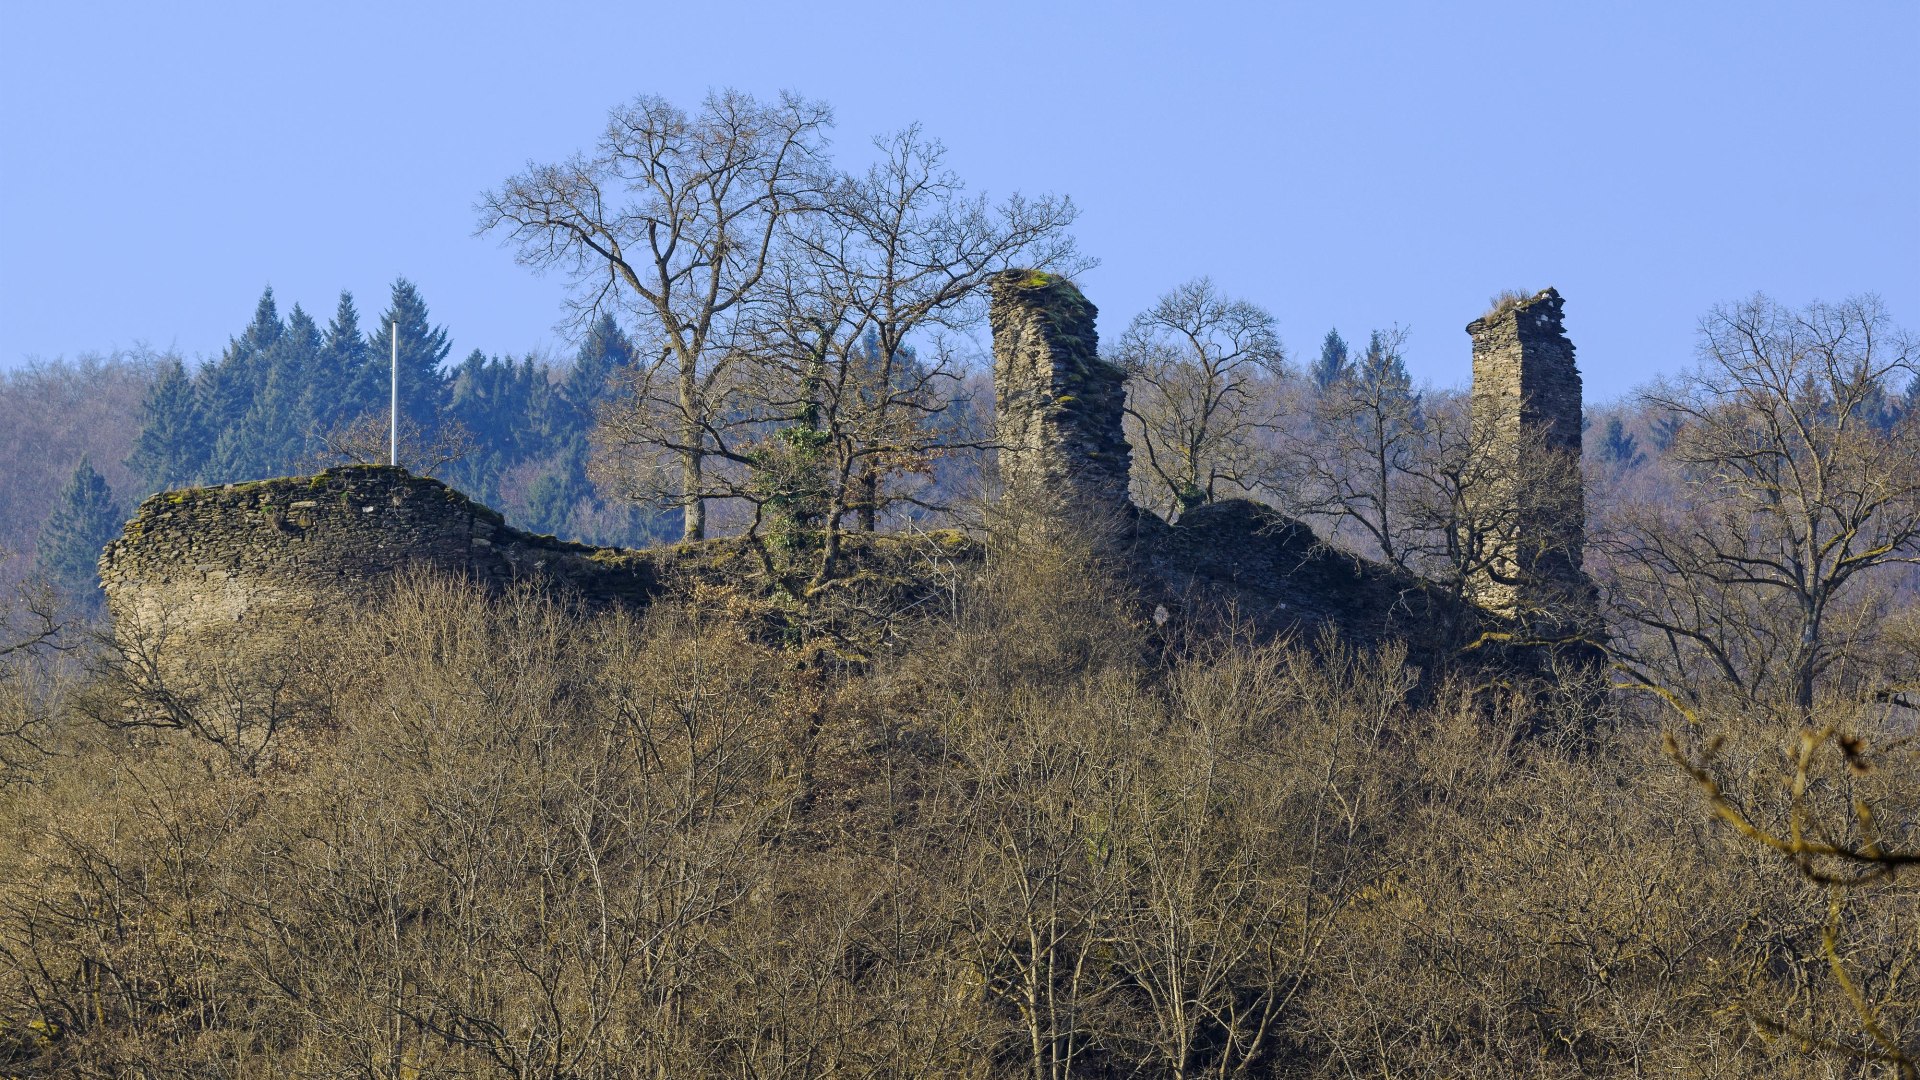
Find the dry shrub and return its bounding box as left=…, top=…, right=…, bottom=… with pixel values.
left=0, top=556, right=1906, bottom=1077
left=1483, top=288, right=1537, bottom=321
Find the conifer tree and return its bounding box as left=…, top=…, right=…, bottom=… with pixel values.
left=558, top=314, right=636, bottom=436
left=524, top=444, right=593, bottom=537
left=446, top=349, right=554, bottom=502
left=196, top=286, right=285, bottom=450
left=1311, top=328, right=1351, bottom=391
left=1357, top=328, right=1413, bottom=401
left=1602, top=416, right=1646, bottom=471
left=242, top=287, right=284, bottom=351
left=366, top=278, right=452, bottom=449
left=209, top=300, right=324, bottom=480
left=252, top=303, right=325, bottom=472
left=126, top=356, right=210, bottom=493
left=319, top=290, right=379, bottom=431
left=35, top=457, right=122, bottom=613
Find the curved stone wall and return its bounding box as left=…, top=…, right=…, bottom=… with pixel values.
left=100, top=466, right=660, bottom=645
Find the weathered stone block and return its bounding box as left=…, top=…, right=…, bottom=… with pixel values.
left=989, top=269, right=1132, bottom=518
left=1463, top=288, right=1597, bottom=631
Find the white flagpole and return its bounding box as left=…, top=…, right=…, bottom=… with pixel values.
left=390, top=319, right=399, bottom=468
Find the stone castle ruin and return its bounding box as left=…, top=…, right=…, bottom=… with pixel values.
left=990, top=271, right=1133, bottom=515
left=1464, top=288, right=1594, bottom=628
left=101, top=275, right=1596, bottom=670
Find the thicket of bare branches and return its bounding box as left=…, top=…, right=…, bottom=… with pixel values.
left=1594, top=294, right=1920, bottom=717
left=482, top=93, right=1078, bottom=563
left=0, top=521, right=1908, bottom=1077
left=1114, top=278, right=1287, bottom=519
left=480, top=90, right=836, bottom=543
left=0, top=353, right=158, bottom=588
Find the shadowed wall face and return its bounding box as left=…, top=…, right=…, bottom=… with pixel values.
left=988, top=270, right=1133, bottom=516
left=99, top=466, right=659, bottom=654
left=1465, top=287, right=1593, bottom=625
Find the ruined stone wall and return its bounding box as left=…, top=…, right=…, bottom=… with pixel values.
left=989, top=270, right=1133, bottom=519
left=100, top=466, right=660, bottom=648
left=101, top=279, right=1601, bottom=681
left=1464, top=288, right=1594, bottom=627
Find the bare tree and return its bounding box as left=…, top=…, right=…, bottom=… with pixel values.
left=1595, top=294, right=1920, bottom=716
left=1403, top=393, right=1588, bottom=626
left=1115, top=279, right=1287, bottom=519
left=303, top=412, right=475, bottom=478
left=753, top=126, right=1082, bottom=580
left=1270, top=327, right=1424, bottom=566
left=479, top=90, right=833, bottom=541
left=0, top=556, right=62, bottom=780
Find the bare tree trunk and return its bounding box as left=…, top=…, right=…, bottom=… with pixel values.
left=681, top=450, right=705, bottom=541
left=857, top=469, right=878, bottom=532
left=678, top=354, right=706, bottom=541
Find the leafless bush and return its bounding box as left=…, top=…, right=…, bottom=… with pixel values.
left=0, top=544, right=1903, bottom=1076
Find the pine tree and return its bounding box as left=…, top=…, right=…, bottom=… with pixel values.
left=241, top=287, right=284, bottom=352
left=319, top=290, right=379, bottom=431
left=126, top=356, right=210, bottom=493
left=196, top=287, right=285, bottom=451
left=1650, top=413, right=1684, bottom=452
left=446, top=349, right=556, bottom=502
left=210, top=301, right=325, bottom=480
left=1602, top=417, right=1646, bottom=471
left=558, top=314, right=636, bottom=439
left=1311, top=328, right=1351, bottom=391
left=1357, top=329, right=1413, bottom=401
left=523, top=444, right=593, bottom=537
left=36, top=457, right=122, bottom=613
left=252, top=303, right=325, bottom=473
left=366, top=278, right=453, bottom=447
left=196, top=287, right=290, bottom=481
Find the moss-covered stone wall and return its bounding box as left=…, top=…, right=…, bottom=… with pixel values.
left=100, top=466, right=662, bottom=646
left=989, top=269, right=1133, bottom=517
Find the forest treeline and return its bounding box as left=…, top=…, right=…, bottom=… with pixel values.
left=0, top=281, right=669, bottom=602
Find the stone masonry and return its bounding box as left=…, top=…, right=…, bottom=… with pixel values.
left=100, top=466, right=660, bottom=649
left=1463, top=288, right=1595, bottom=629
left=102, top=277, right=1598, bottom=676
left=989, top=270, right=1133, bottom=518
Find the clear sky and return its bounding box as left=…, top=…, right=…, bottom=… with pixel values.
left=2, top=1, right=1913, bottom=400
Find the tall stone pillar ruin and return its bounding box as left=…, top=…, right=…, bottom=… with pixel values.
left=1463, top=288, right=1596, bottom=633
left=989, top=270, right=1133, bottom=521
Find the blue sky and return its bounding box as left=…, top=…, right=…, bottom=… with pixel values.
left=2, top=1, right=1914, bottom=401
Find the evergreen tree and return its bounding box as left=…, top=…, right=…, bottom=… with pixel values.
left=196, top=286, right=286, bottom=454
left=35, top=457, right=122, bottom=613
left=1859, top=376, right=1900, bottom=433
left=210, top=301, right=325, bottom=480
left=1601, top=417, right=1646, bottom=471
left=1357, top=328, right=1413, bottom=401
left=366, top=278, right=453, bottom=446
left=241, top=287, right=284, bottom=352
left=1650, top=413, right=1684, bottom=452
left=261, top=305, right=325, bottom=469
left=446, top=349, right=554, bottom=503
left=318, top=290, right=379, bottom=431
left=559, top=313, right=636, bottom=436
left=1311, top=328, right=1351, bottom=391
left=523, top=444, right=593, bottom=537
left=126, top=356, right=210, bottom=492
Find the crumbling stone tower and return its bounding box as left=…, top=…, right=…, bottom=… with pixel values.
left=1464, top=288, right=1596, bottom=632
left=989, top=270, right=1133, bottom=519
